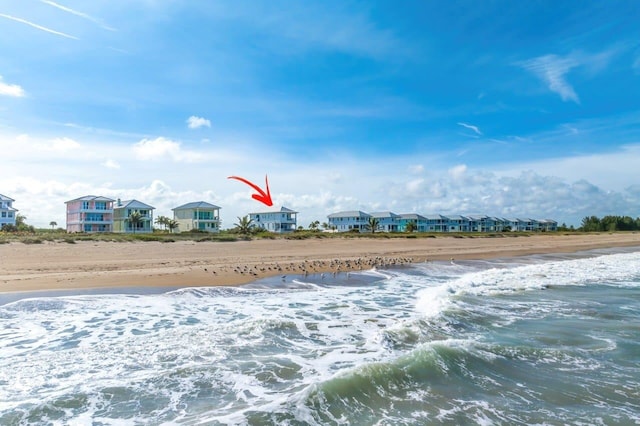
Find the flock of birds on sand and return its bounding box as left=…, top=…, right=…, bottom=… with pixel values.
left=203, top=256, right=418, bottom=281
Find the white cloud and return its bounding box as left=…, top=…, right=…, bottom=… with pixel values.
left=408, top=164, right=424, bottom=174
left=457, top=122, right=482, bottom=135
left=102, top=159, right=120, bottom=169
left=519, top=54, right=580, bottom=103
left=0, top=75, right=25, bottom=97
left=0, top=13, right=78, bottom=40
left=448, top=164, right=467, bottom=181
left=45, top=137, right=82, bottom=152
left=132, top=137, right=204, bottom=162
left=187, top=116, right=211, bottom=129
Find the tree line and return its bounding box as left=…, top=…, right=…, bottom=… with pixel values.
left=580, top=215, right=640, bottom=232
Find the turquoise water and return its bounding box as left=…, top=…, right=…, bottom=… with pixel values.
left=1, top=248, right=639, bottom=425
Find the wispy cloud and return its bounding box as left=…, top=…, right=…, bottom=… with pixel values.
left=132, top=137, right=204, bottom=162
left=187, top=116, right=211, bottom=129
left=518, top=54, right=580, bottom=103
left=102, top=159, right=120, bottom=169
left=0, top=76, right=25, bottom=97
left=0, top=13, right=79, bottom=40
left=457, top=122, right=482, bottom=135
left=40, top=0, right=116, bottom=31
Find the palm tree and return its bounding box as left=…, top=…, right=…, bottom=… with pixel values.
left=49, top=221, right=57, bottom=230
left=167, top=219, right=179, bottom=233
left=128, top=211, right=143, bottom=234
left=234, top=215, right=254, bottom=235
left=365, top=217, right=380, bottom=233
left=309, top=220, right=320, bottom=231
left=405, top=221, right=417, bottom=233
left=155, top=215, right=170, bottom=231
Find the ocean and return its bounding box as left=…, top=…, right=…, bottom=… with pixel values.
left=1, top=247, right=639, bottom=425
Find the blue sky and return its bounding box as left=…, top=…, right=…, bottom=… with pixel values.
left=1, top=0, right=639, bottom=228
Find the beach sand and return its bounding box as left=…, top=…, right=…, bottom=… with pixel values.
left=1, top=233, right=639, bottom=293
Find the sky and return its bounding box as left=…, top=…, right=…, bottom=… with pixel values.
left=1, top=0, right=639, bottom=229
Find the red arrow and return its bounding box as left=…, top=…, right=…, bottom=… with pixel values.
left=228, top=174, right=273, bottom=207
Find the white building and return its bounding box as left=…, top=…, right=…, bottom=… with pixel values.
left=249, top=206, right=298, bottom=233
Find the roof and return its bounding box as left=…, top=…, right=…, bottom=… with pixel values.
left=398, top=213, right=426, bottom=220
left=423, top=214, right=449, bottom=220
left=173, top=201, right=221, bottom=210
left=249, top=206, right=298, bottom=215
left=327, top=210, right=371, bottom=218
left=446, top=215, right=468, bottom=220
left=65, top=195, right=115, bottom=203
left=114, top=199, right=155, bottom=210
left=0, top=194, right=15, bottom=202
left=370, top=211, right=399, bottom=218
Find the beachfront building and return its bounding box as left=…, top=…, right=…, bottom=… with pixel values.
left=370, top=211, right=400, bottom=232
left=398, top=213, right=427, bottom=232
left=327, top=211, right=372, bottom=232
left=112, top=199, right=155, bottom=233
left=446, top=215, right=470, bottom=232
left=0, top=193, right=18, bottom=228
left=538, top=219, right=558, bottom=232
left=424, top=214, right=449, bottom=232
left=65, top=195, right=114, bottom=233
left=326, top=209, right=557, bottom=233
left=172, top=201, right=221, bottom=233
left=249, top=206, right=298, bottom=233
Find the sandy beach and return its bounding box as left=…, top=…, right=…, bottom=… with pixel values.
left=1, top=233, right=639, bottom=293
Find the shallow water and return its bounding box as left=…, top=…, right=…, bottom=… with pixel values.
left=1, top=247, right=639, bottom=425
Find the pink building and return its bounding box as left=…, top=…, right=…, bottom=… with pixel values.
left=65, top=195, right=115, bottom=233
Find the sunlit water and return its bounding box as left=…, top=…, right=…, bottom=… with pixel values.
left=1, top=247, right=639, bottom=425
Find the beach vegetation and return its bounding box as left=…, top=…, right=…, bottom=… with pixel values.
left=155, top=215, right=171, bottom=231
left=233, top=215, right=255, bottom=235
left=365, top=217, right=380, bottom=233
left=127, top=211, right=143, bottom=234
left=580, top=215, right=640, bottom=232
left=167, top=219, right=179, bottom=233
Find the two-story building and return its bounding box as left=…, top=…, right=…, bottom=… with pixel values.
left=65, top=195, right=114, bottom=233
left=112, top=199, right=155, bottom=233
left=398, top=213, right=427, bottom=232
left=327, top=210, right=372, bottom=232
left=0, top=194, right=18, bottom=228
left=249, top=206, right=298, bottom=233
left=172, top=201, right=221, bottom=233
left=370, top=211, right=400, bottom=232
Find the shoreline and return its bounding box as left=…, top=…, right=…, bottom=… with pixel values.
left=1, top=233, right=639, bottom=295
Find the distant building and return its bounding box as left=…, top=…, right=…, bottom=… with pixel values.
left=172, top=201, right=221, bottom=233
left=0, top=194, right=18, bottom=228
left=326, top=210, right=557, bottom=233
left=112, top=199, right=155, bottom=233
left=327, top=211, right=371, bottom=232
left=370, top=211, right=400, bottom=232
left=398, top=213, right=427, bottom=232
left=249, top=206, right=297, bottom=233
left=65, top=195, right=114, bottom=233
